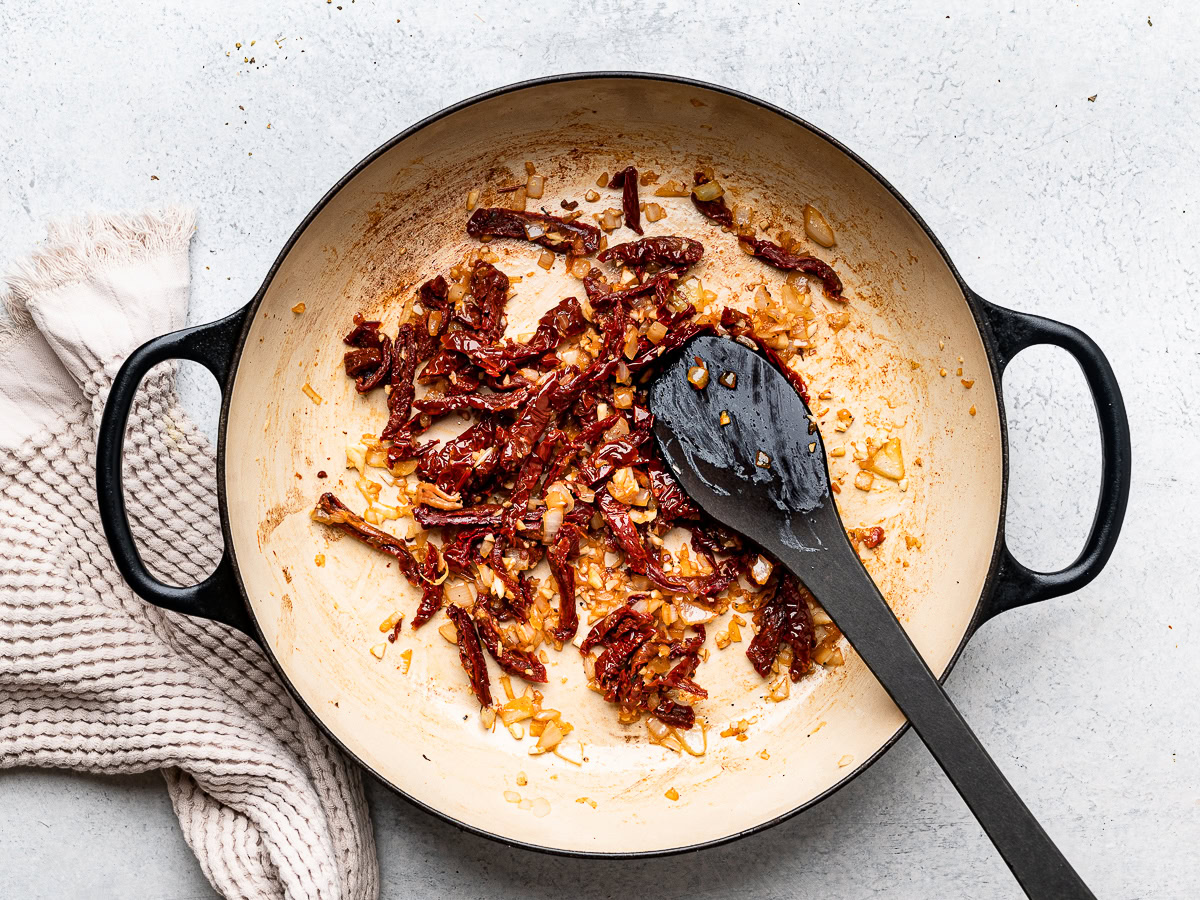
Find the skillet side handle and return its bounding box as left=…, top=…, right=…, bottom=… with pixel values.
left=96, top=305, right=256, bottom=638
left=975, top=295, right=1132, bottom=624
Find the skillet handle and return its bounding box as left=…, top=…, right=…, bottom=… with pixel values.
left=974, top=295, right=1131, bottom=623
left=96, top=305, right=256, bottom=637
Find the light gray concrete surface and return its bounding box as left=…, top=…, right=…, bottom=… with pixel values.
left=1, top=1, right=1196, bottom=898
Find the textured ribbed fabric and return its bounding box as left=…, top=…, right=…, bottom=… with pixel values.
left=0, top=209, right=378, bottom=900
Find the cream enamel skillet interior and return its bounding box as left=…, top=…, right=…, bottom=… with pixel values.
left=97, top=74, right=1130, bottom=856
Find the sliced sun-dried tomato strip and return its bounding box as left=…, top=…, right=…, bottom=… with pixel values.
left=691, top=171, right=734, bottom=228
left=467, top=207, right=601, bottom=255
left=598, top=236, right=703, bottom=269
left=454, top=260, right=511, bottom=341
left=380, top=324, right=417, bottom=440
left=311, top=493, right=421, bottom=585
left=413, top=275, right=450, bottom=360
left=746, top=571, right=816, bottom=681
left=497, top=372, right=560, bottom=472
left=473, top=603, right=548, bottom=683
left=546, top=522, right=582, bottom=643
left=412, top=542, right=445, bottom=629
left=342, top=316, right=393, bottom=392
left=446, top=604, right=491, bottom=705
left=578, top=435, right=649, bottom=488
left=737, top=236, right=843, bottom=299
left=651, top=699, right=695, bottom=729
left=580, top=601, right=653, bottom=653
left=418, top=418, right=498, bottom=495
left=608, top=166, right=642, bottom=235
left=644, top=457, right=701, bottom=523
left=598, top=489, right=740, bottom=596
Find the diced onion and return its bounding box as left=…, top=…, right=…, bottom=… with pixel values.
left=542, top=507, right=564, bottom=540
left=536, top=719, right=564, bottom=751
left=646, top=321, right=668, bottom=344
left=687, top=364, right=709, bottom=389
left=526, top=174, right=545, bottom=199
left=446, top=579, right=475, bottom=608
left=646, top=717, right=671, bottom=741
left=414, top=482, right=463, bottom=510
left=676, top=600, right=717, bottom=625
left=750, top=555, right=773, bottom=585
left=653, top=180, right=690, bottom=197
left=803, top=203, right=836, bottom=247
left=768, top=676, right=790, bottom=701
left=692, top=180, right=724, bottom=202
left=605, top=417, right=629, bottom=439
left=864, top=437, right=905, bottom=480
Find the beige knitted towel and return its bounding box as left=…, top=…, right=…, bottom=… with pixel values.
left=0, top=209, right=378, bottom=900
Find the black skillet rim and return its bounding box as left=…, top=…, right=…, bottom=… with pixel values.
left=215, top=71, right=1013, bottom=859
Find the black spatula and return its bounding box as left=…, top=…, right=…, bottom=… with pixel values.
left=649, top=334, right=1094, bottom=900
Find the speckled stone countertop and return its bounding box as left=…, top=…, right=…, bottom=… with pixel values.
left=1, top=2, right=1196, bottom=898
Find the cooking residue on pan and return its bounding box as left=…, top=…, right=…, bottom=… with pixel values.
left=309, top=161, right=908, bottom=754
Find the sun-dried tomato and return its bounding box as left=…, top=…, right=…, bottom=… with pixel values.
left=446, top=605, right=491, bottom=706
left=311, top=493, right=421, bottom=585
left=412, top=542, right=444, bottom=629
left=466, top=207, right=601, bottom=255
left=342, top=315, right=393, bottom=392
left=737, top=236, right=843, bottom=299
left=644, top=457, right=701, bottom=523
left=546, top=523, right=581, bottom=642
left=413, top=275, right=450, bottom=360
left=473, top=604, right=548, bottom=683
left=608, top=166, right=643, bottom=236
left=497, top=372, right=560, bottom=472
left=651, top=699, right=696, bottom=729
left=598, top=236, right=704, bottom=270
left=597, top=489, right=741, bottom=597
left=418, top=418, right=497, bottom=494
left=453, top=260, right=511, bottom=341
left=691, top=171, right=734, bottom=228
left=746, top=571, right=816, bottom=681
left=380, top=324, right=417, bottom=440
left=576, top=428, right=651, bottom=485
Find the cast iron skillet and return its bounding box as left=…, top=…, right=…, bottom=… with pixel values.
left=94, top=73, right=1131, bottom=859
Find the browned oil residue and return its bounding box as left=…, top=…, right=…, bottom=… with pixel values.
left=278, top=593, right=295, bottom=662
left=257, top=485, right=305, bottom=549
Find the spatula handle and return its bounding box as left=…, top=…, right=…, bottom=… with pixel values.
left=787, top=552, right=1095, bottom=900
